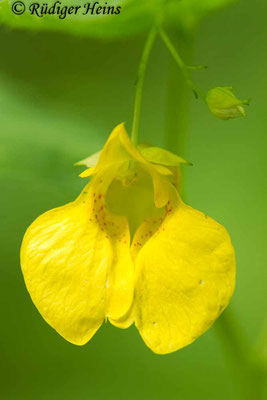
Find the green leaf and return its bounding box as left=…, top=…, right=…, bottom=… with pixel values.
left=140, top=146, right=192, bottom=166
left=0, top=0, right=238, bottom=38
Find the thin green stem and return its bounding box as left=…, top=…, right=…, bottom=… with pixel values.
left=160, top=28, right=205, bottom=100
left=131, top=28, right=157, bottom=145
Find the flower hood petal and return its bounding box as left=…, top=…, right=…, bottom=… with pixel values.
left=80, top=123, right=171, bottom=208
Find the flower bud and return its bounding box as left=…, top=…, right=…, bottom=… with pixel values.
left=206, top=87, right=249, bottom=120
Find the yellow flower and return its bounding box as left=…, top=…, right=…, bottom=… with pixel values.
left=20, top=123, right=235, bottom=354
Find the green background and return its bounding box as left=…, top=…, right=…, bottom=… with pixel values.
left=0, top=0, right=266, bottom=399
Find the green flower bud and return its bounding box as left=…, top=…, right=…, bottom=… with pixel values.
left=206, top=87, right=249, bottom=120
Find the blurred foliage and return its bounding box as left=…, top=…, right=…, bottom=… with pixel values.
left=0, top=0, right=237, bottom=38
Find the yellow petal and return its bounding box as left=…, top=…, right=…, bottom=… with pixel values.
left=109, top=302, right=135, bottom=329
left=21, top=168, right=134, bottom=345
left=131, top=213, right=164, bottom=261
left=134, top=188, right=235, bottom=354
left=75, top=151, right=101, bottom=168
left=105, top=209, right=134, bottom=323
left=152, top=164, right=173, bottom=176
left=79, top=166, right=96, bottom=178
left=111, top=206, right=166, bottom=330
left=86, top=123, right=170, bottom=209
left=21, top=196, right=109, bottom=345
left=146, top=166, right=170, bottom=208
left=93, top=123, right=131, bottom=174
left=119, top=212, right=165, bottom=330
left=117, top=124, right=171, bottom=208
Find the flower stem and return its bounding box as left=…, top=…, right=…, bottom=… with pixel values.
left=160, top=28, right=205, bottom=100
left=131, top=28, right=157, bottom=145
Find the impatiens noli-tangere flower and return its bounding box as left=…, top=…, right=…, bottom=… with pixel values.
left=20, top=124, right=235, bottom=354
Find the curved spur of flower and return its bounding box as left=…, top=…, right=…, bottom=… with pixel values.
left=20, top=123, right=236, bottom=354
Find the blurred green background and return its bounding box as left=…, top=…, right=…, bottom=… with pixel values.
left=0, top=0, right=266, bottom=399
